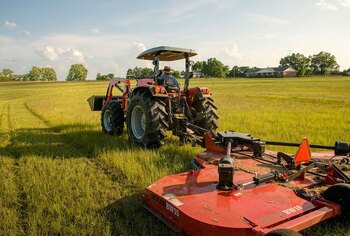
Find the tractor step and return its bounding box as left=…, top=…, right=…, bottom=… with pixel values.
left=87, top=95, right=122, bottom=111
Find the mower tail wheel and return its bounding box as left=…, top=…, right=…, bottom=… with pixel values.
left=192, top=97, right=219, bottom=131
left=266, top=229, right=302, bottom=236
left=322, top=183, right=350, bottom=216
left=127, top=91, right=169, bottom=148
left=101, top=101, right=124, bottom=136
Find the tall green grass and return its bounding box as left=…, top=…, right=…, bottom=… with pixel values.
left=0, top=77, right=349, bottom=235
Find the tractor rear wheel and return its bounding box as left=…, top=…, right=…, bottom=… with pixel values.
left=322, top=183, right=350, bottom=216
left=127, top=91, right=168, bottom=148
left=192, top=97, right=219, bottom=131
left=101, top=101, right=124, bottom=136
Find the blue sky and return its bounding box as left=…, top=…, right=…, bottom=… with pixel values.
left=1, top=0, right=350, bottom=80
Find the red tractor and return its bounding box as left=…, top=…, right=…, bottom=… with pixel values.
left=88, top=46, right=218, bottom=148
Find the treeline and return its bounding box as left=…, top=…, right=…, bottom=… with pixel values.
left=0, top=66, right=57, bottom=81
left=121, top=51, right=349, bottom=79
left=193, top=51, right=350, bottom=78
left=1, top=63, right=117, bottom=82
left=280, top=51, right=340, bottom=77
left=0, top=64, right=90, bottom=82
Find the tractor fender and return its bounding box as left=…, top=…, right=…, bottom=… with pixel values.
left=187, top=87, right=212, bottom=106
left=131, top=86, right=168, bottom=98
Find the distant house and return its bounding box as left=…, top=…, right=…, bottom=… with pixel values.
left=245, top=66, right=297, bottom=78
left=192, top=71, right=205, bottom=78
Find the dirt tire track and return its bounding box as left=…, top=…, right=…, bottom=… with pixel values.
left=24, top=102, right=51, bottom=127
left=6, top=103, right=14, bottom=140
left=0, top=104, right=8, bottom=143
left=0, top=105, right=5, bottom=128
left=3, top=103, right=29, bottom=234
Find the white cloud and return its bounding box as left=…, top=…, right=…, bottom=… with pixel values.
left=259, top=33, right=283, bottom=39
left=337, top=0, right=350, bottom=8
left=36, top=46, right=70, bottom=61
left=0, top=57, right=17, bottom=62
left=167, top=0, right=228, bottom=17
left=196, top=41, right=247, bottom=66
left=24, top=30, right=31, bottom=36
left=29, top=34, right=154, bottom=79
left=0, top=36, right=10, bottom=44
left=131, top=42, right=147, bottom=53
left=91, top=28, right=100, bottom=34
left=248, top=13, right=289, bottom=26
left=118, top=0, right=233, bottom=26
left=4, top=20, right=16, bottom=29
left=223, top=42, right=242, bottom=60
left=71, top=49, right=85, bottom=63
left=316, top=0, right=338, bottom=11
left=36, top=46, right=85, bottom=64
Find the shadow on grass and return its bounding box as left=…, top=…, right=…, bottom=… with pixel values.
left=0, top=123, right=197, bottom=169
left=102, top=192, right=179, bottom=236
left=301, top=215, right=350, bottom=236
left=0, top=124, right=132, bottom=159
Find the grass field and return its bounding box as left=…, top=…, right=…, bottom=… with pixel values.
left=0, top=77, right=350, bottom=235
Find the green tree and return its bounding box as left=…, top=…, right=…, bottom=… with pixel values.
left=192, top=61, right=204, bottom=72
left=27, top=66, right=57, bottom=81
left=126, top=69, right=133, bottom=79
left=132, top=66, right=143, bottom=79
left=343, top=68, right=350, bottom=76
left=67, top=64, right=88, bottom=81
left=228, top=66, right=251, bottom=78
left=126, top=67, right=153, bottom=79
left=173, top=70, right=181, bottom=78
left=42, top=67, right=57, bottom=81
left=0, top=68, right=15, bottom=81
left=280, top=53, right=310, bottom=77
left=310, top=51, right=339, bottom=75
left=28, top=66, right=42, bottom=81
left=96, top=73, right=114, bottom=80
left=141, top=67, right=153, bottom=78
left=13, top=74, right=24, bottom=81
left=202, top=58, right=229, bottom=77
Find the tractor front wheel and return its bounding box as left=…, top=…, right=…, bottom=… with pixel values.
left=101, top=101, right=124, bottom=136
left=192, top=97, right=219, bottom=131
left=127, top=91, right=168, bottom=148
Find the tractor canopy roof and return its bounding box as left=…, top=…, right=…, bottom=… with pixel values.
left=137, top=46, right=197, bottom=61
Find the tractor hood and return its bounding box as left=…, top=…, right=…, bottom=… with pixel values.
left=137, top=46, right=197, bottom=61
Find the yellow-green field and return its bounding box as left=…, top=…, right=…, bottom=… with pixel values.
left=0, top=77, right=350, bottom=235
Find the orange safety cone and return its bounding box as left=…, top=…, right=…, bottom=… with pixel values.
left=294, top=137, right=311, bottom=165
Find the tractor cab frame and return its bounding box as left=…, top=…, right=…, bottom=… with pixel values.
left=136, top=46, right=197, bottom=93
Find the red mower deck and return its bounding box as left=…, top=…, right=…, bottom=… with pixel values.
left=144, top=132, right=350, bottom=235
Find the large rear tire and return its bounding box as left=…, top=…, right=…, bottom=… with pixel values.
left=127, top=91, right=169, bottom=148
left=192, top=97, right=219, bottom=131
left=322, top=183, right=350, bottom=216
left=101, top=101, right=124, bottom=136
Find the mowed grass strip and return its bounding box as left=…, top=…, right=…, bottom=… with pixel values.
left=0, top=77, right=349, bottom=235
left=16, top=157, right=122, bottom=235
left=0, top=158, right=23, bottom=234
